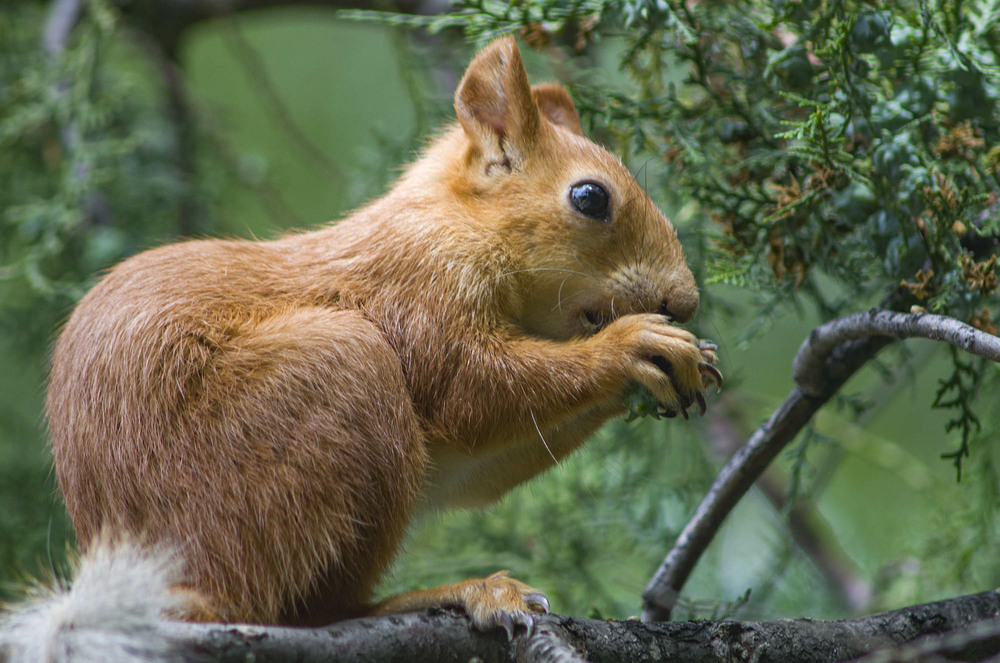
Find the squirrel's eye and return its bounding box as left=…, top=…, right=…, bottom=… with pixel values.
left=569, top=182, right=610, bottom=221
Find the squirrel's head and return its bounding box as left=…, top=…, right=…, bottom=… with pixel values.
left=438, top=38, right=699, bottom=340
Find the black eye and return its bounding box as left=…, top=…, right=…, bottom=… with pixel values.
left=569, top=182, right=610, bottom=221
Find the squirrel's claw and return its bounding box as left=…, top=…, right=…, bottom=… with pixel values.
left=516, top=611, right=536, bottom=638
left=525, top=592, right=550, bottom=614
left=502, top=591, right=547, bottom=638
left=499, top=611, right=516, bottom=640
left=496, top=606, right=537, bottom=640
left=698, top=362, right=723, bottom=391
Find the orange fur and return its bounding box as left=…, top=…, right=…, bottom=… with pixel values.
left=45, top=38, right=718, bottom=629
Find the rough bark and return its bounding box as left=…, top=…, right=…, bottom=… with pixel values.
left=160, top=590, right=1000, bottom=662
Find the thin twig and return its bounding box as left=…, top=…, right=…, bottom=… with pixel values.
left=203, top=111, right=306, bottom=228
left=794, top=310, right=1000, bottom=396
left=641, top=310, right=1000, bottom=622
left=707, top=405, right=872, bottom=613
left=640, top=380, right=846, bottom=621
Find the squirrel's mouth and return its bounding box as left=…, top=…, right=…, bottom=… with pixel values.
left=579, top=308, right=611, bottom=334
left=579, top=299, right=677, bottom=336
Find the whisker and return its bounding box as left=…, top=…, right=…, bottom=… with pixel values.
left=555, top=275, right=571, bottom=315
left=574, top=252, right=604, bottom=278
left=530, top=408, right=558, bottom=466
left=488, top=267, right=597, bottom=283
left=549, top=288, right=592, bottom=313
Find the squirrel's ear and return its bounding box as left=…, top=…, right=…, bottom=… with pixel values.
left=532, top=84, right=583, bottom=136
left=455, top=37, right=539, bottom=172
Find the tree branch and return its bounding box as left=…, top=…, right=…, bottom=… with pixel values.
left=853, top=615, right=1000, bottom=663
left=639, top=337, right=888, bottom=621
left=707, top=405, right=872, bottom=612
left=222, top=19, right=345, bottom=188
left=44, top=0, right=114, bottom=231
left=144, top=39, right=209, bottom=238
left=115, top=0, right=450, bottom=57
left=42, top=0, right=84, bottom=55
left=793, top=310, right=1000, bottom=396
left=641, top=310, right=1000, bottom=622
left=159, top=590, right=1000, bottom=662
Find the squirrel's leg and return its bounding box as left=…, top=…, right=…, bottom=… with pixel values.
left=163, top=307, right=427, bottom=626
left=373, top=319, right=718, bottom=633
left=262, top=312, right=546, bottom=632
left=432, top=314, right=720, bottom=456
left=371, top=570, right=550, bottom=638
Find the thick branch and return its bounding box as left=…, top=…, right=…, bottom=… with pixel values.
left=159, top=590, right=1000, bottom=662
left=642, top=310, right=1000, bottom=622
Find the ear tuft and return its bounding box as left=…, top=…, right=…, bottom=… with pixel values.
left=455, top=37, right=539, bottom=170
left=532, top=84, right=583, bottom=136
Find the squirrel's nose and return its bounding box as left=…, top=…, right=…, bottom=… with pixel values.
left=658, top=265, right=700, bottom=323
left=657, top=301, right=678, bottom=321
left=659, top=291, right=698, bottom=324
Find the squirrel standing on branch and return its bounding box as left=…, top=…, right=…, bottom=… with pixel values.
left=2, top=36, right=720, bottom=659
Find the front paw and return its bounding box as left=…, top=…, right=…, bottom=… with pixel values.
left=604, top=314, right=722, bottom=419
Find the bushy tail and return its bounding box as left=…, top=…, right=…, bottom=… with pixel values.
left=0, top=541, right=187, bottom=663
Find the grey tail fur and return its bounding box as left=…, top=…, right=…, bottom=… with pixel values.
left=0, top=540, right=187, bottom=663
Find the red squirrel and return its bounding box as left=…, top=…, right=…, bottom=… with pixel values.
left=24, top=36, right=720, bottom=644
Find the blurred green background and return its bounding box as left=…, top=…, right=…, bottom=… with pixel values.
left=1, top=3, right=997, bottom=623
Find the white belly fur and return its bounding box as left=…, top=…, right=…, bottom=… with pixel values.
left=420, top=406, right=614, bottom=511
